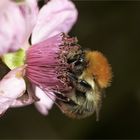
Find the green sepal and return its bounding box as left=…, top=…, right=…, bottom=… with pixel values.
left=2, top=49, right=26, bottom=70
left=14, top=0, right=25, bottom=3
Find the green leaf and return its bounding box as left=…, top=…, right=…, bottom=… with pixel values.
left=2, top=49, right=26, bottom=70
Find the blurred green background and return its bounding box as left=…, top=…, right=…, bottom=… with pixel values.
left=0, top=1, right=140, bottom=139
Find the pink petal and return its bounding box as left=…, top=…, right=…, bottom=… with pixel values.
left=10, top=83, right=38, bottom=107
left=0, top=0, right=38, bottom=55
left=34, top=87, right=55, bottom=115
left=0, top=1, right=26, bottom=55
left=0, top=0, right=9, bottom=11
left=18, top=0, right=39, bottom=43
left=0, top=66, right=26, bottom=115
left=31, top=0, right=78, bottom=44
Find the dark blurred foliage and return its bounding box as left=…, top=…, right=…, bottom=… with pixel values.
left=0, top=1, right=140, bottom=139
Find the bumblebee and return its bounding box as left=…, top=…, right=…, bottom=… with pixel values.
left=55, top=49, right=112, bottom=120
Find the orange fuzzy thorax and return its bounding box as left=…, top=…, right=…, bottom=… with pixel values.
left=85, top=51, right=112, bottom=88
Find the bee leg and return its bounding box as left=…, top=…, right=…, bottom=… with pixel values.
left=68, top=73, right=91, bottom=93
left=67, top=72, right=78, bottom=87
left=53, top=91, right=70, bottom=102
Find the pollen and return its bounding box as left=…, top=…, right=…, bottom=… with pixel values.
left=85, top=51, right=112, bottom=88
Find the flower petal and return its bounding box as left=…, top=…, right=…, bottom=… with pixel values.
left=34, top=87, right=55, bottom=115
left=11, top=83, right=38, bottom=107
left=0, top=0, right=38, bottom=55
left=31, top=0, right=78, bottom=44
left=0, top=0, right=9, bottom=11
left=0, top=1, right=26, bottom=55
left=18, top=0, right=39, bottom=42
left=0, top=66, right=26, bottom=115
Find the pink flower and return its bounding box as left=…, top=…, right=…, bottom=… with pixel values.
left=0, top=0, right=78, bottom=116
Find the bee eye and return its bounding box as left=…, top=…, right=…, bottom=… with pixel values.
left=74, top=57, right=85, bottom=66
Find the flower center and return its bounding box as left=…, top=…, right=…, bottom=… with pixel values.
left=25, top=33, right=83, bottom=94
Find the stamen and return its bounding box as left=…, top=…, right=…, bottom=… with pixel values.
left=25, top=33, right=81, bottom=94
